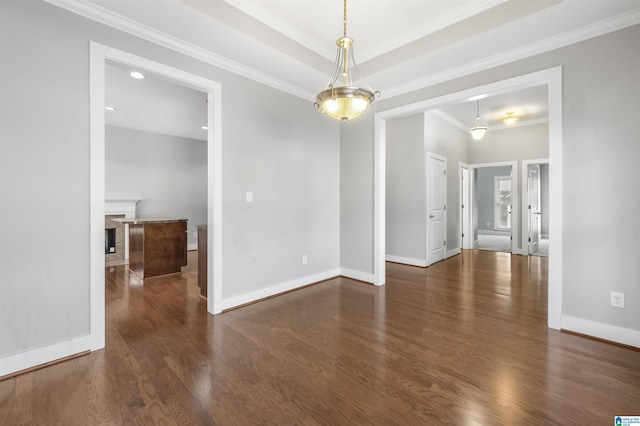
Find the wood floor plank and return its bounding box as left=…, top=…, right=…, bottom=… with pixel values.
left=1, top=250, right=639, bottom=424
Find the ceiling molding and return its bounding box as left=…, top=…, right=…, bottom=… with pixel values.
left=431, top=109, right=550, bottom=134
left=44, top=0, right=639, bottom=104
left=358, top=0, right=509, bottom=63
left=429, top=109, right=469, bottom=134
left=222, top=0, right=335, bottom=60
left=488, top=117, right=549, bottom=131
left=43, top=0, right=315, bottom=100
left=382, top=8, right=640, bottom=100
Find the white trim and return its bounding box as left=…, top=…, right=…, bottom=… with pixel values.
left=340, top=268, right=376, bottom=284
left=459, top=163, right=472, bottom=250
left=374, top=67, right=563, bottom=331
left=446, top=248, right=461, bottom=258
left=43, top=0, right=313, bottom=101
left=89, top=43, right=106, bottom=351
left=187, top=243, right=197, bottom=251
left=383, top=9, right=640, bottom=100
left=521, top=159, right=549, bottom=257
left=385, top=255, right=428, bottom=268
left=221, top=269, right=340, bottom=310
left=43, top=1, right=638, bottom=103
left=562, top=315, right=640, bottom=349
left=0, top=335, right=92, bottom=377
left=373, top=118, right=386, bottom=286
left=478, top=229, right=511, bottom=236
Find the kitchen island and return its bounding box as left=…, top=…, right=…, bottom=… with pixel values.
left=112, top=217, right=187, bottom=279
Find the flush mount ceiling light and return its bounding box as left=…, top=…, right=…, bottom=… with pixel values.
left=503, top=111, right=518, bottom=125
left=104, top=106, right=116, bottom=111
left=314, top=0, right=379, bottom=123
left=469, top=99, right=488, bottom=140
left=129, top=71, right=145, bottom=79
left=201, top=126, right=208, bottom=130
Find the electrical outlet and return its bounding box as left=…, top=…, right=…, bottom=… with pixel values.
left=246, top=191, right=253, bottom=203
left=610, top=291, right=624, bottom=308
left=302, top=255, right=308, bottom=265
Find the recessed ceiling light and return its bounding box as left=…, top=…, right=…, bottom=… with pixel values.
left=129, top=71, right=145, bottom=79
left=201, top=126, right=208, bottom=130
left=105, top=106, right=116, bottom=111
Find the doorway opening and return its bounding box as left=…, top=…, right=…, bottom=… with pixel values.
left=374, top=67, right=563, bottom=329
left=522, top=159, right=550, bottom=257
left=89, top=43, right=223, bottom=352
left=467, top=163, right=517, bottom=254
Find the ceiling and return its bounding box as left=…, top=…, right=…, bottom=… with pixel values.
left=73, top=0, right=639, bottom=137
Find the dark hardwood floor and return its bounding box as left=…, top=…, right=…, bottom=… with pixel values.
left=1, top=250, right=639, bottom=424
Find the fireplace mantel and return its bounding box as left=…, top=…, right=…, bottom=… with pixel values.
left=105, top=199, right=141, bottom=218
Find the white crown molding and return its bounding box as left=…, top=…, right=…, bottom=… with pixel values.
left=43, top=0, right=639, bottom=103
left=223, top=0, right=335, bottom=60
left=359, top=0, right=508, bottom=63
left=43, top=0, right=315, bottom=100
left=489, top=116, right=549, bottom=131
left=382, top=8, right=640, bottom=100
left=429, top=109, right=469, bottom=133
left=430, top=109, right=549, bottom=134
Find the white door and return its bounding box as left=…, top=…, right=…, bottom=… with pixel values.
left=427, top=153, right=447, bottom=265
left=528, top=164, right=541, bottom=254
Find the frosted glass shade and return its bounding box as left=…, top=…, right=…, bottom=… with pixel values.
left=315, top=86, right=375, bottom=123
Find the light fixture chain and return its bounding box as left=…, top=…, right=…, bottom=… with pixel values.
left=343, top=0, right=348, bottom=37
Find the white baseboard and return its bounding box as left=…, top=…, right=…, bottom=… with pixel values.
left=0, top=334, right=92, bottom=377
left=541, top=234, right=549, bottom=239
left=187, top=243, right=197, bottom=251
left=562, top=315, right=640, bottom=348
left=478, top=229, right=511, bottom=236
left=385, top=255, right=427, bottom=267
left=446, top=248, right=461, bottom=258
left=221, top=269, right=340, bottom=310
left=340, top=268, right=375, bottom=284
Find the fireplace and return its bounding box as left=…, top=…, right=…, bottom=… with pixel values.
left=105, top=228, right=116, bottom=254
left=105, top=199, right=140, bottom=267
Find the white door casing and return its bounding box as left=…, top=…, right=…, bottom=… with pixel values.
left=528, top=164, right=541, bottom=254
left=427, top=152, right=447, bottom=265
left=459, top=164, right=472, bottom=250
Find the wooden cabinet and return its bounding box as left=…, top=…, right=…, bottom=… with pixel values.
left=125, top=219, right=187, bottom=279
left=197, top=225, right=207, bottom=298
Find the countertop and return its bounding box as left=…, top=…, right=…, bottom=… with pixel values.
left=110, top=217, right=187, bottom=225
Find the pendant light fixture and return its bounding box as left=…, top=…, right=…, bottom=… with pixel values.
left=314, top=0, right=379, bottom=123
left=469, top=99, right=488, bottom=140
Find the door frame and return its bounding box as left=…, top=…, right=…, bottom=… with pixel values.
left=521, top=159, right=549, bottom=256
left=426, top=152, right=447, bottom=265
left=89, top=43, right=223, bottom=351
left=459, top=163, right=472, bottom=250
left=374, top=66, right=563, bottom=330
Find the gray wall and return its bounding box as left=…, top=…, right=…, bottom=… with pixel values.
left=340, top=25, right=640, bottom=333
left=385, top=110, right=471, bottom=262
left=476, top=166, right=512, bottom=233
left=424, top=112, right=470, bottom=251
left=105, top=126, right=207, bottom=248
left=0, top=0, right=340, bottom=358
left=386, top=114, right=425, bottom=261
